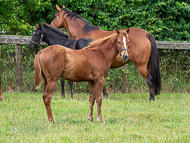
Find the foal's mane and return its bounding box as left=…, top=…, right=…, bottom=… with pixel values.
left=84, top=33, right=117, bottom=49
left=61, top=8, right=100, bottom=33
left=42, top=23, right=69, bottom=38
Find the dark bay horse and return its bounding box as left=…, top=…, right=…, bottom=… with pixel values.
left=29, top=23, right=96, bottom=98
left=50, top=4, right=161, bottom=101
left=34, top=28, right=130, bottom=122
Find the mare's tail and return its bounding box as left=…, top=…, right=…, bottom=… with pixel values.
left=146, top=33, right=161, bottom=95
left=34, top=53, right=42, bottom=89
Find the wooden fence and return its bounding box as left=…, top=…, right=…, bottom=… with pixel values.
left=0, top=35, right=190, bottom=94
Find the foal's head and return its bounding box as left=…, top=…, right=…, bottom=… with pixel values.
left=29, top=24, right=43, bottom=49
left=116, top=27, right=130, bottom=60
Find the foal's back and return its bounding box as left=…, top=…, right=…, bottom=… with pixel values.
left=38, top=45, right=109, bottom=82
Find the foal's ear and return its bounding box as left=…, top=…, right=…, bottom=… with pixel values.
left=56, top=4, right=62, bottom=12
left=126, top=28, right=130, bottom=34
left=116, top=27, right=120, bottom=35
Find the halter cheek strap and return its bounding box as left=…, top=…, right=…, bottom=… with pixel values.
left=30, top=34, right=43, bottom=45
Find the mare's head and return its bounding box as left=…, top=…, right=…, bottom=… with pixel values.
left=51, top=5, right=90, bottom=28
left=51, top=5, right=65, bottom=28
left=116, top=27, right=130, bottom=60
left=29, top=24, right=43, bottom=49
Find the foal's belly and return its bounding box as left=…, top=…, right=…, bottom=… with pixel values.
left=61, top=67, right=93, bottom=82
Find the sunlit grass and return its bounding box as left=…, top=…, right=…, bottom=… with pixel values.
left=0, top=92, right=190, bottom=142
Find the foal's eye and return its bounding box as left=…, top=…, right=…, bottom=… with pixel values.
left=118, top=41, right=121, bottom=44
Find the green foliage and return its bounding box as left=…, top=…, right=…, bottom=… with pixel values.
left=0, top=0, right=189, bottom=41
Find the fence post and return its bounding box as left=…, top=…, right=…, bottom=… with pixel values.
left=0, top=45, right=3, bottom=101
left=122, top=64, right=128, bottom=93
left=15, top=44, right=23, bottom=92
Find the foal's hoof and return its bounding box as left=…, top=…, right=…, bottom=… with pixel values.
left=49, top=119, right=55, bottom=123
left=88, top=117, right=93, bottom=122
left=0, top=96, right=4, bottom=101
left=61, top=94, right=65, bottom=98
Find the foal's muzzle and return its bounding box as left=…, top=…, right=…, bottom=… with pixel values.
left=120, top=49, right=129, bottom=60
left=117, top=45, right=129, bottom=60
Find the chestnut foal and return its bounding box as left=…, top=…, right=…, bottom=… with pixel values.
left=34, top=28, right=129, bottom=122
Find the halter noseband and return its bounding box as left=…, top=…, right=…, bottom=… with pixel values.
left=30, top=33, right=43, bottom=45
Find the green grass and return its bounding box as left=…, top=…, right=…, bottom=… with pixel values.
left=0, top=92, right=190, bottom=142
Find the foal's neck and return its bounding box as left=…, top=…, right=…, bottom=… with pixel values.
left=98, top=36, right=119, bottom=64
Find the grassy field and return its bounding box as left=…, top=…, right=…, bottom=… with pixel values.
left=0, top=92, right=190, bottom=142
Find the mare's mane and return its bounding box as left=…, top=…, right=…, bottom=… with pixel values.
left=84, top=33, right=117, bottom=49
left=61, top=8, right=100, bottom=33
left=42, top=23, right=70, bottom=39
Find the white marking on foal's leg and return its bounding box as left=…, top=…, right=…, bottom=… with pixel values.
left=88, top=110, right=91, bottom=120
left=97, top=116, right=100, bottom=122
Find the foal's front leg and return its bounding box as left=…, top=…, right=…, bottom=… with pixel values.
left=88, top=82, right=96, bottom=122
left=96, top=77, right=105, bottom=122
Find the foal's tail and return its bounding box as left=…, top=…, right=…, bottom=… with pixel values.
left=34, top=53, right=42, bottom=89
left=146, top=33, right=161, bottom=95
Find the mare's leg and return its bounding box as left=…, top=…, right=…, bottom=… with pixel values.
left=68, top=81, right=75, bottom=98
left=43, top=79, right=57, bottom=122
left=103, top=86, right=108, bottom=98
left=60, top=78, right=65, bottom=97
left=96, top=77, right=105, bottom=122
left=147, top=73, right=155, bottom=101
left=88, top=82, right=96, bottom=122
left=136, top=65, right=155, bottom=101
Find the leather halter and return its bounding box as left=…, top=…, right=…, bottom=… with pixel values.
left=30, top=32, right=43, bottom=45
left=117, top=41, right=129, bottom=53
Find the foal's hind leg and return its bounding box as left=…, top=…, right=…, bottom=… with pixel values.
left=43, top=79, right=57, bottom=122
left=88, top=82, right=96, bottom=122
left=136, top=65, right=155, bottom=101
left=68, top=81, right=75, bottom=98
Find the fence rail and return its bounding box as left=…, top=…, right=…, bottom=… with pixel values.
left=0, top=35, right=190, bottom=94
left=1, top=35, right=190, bottom=49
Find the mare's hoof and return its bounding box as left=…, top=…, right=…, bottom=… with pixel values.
left=0, top=97, right=4, bottom=101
